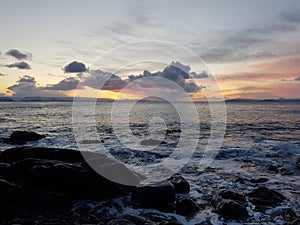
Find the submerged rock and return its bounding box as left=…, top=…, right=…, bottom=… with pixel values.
left=130, top=181, right=175, bottom=211
left=2, top=131, right=45, bottom=145
left=215, top=199, right=249, bottom=220
left=140, top=138, right=166, bottom=146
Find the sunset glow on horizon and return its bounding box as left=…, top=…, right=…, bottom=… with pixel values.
left=0, top=0, right=299, bottom=100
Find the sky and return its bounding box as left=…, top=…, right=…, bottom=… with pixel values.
left=0, top=0, right=300, bottom=100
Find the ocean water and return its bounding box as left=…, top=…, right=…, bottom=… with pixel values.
left=0, top=101, right=299, bottom=224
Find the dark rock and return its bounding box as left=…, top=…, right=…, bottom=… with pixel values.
left=175, top=197, right=199, bottom=216
left=119, top=214, right=156, bottom=225
left=0, top=146, right=102, bottom=163
left=219, top=190, right=246, bottom=203
left=297, top=157, right=300, bottom=170
left=3, top=131, right=45, bottom=145
left=140, top=138, right=165, bottom=146
left=249, top=177, right=268, bottom=183
left=160, top=222, right=183, bottom=225
left=268, top=164, right=279, bottom=172
left=0, top=179, right=24, bottom=220
left=107, top=219, right=135, bottom=225
left=282, top=208, right=299, bottom=224
left=0, top=179, right=24, bottom=205
left=24, top=188, right=70, bottom=210
left=130, top=181, right=175, bottom=211
left=167, top=175, right=190, bottom=194
left=215, top=199, right=249, bottom=220
left=0, top=163, right=12, bottom=180
left=0, top=146, right=142, bottom=216
left=248, top=187, right=286, bottom=206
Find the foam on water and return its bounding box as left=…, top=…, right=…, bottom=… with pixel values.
left=0, top=101, right=299, bottom=224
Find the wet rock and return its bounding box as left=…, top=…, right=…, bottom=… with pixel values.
left=167, top=175, right=190, bottom=194
left=160, top=221, right=183, bottom=225
left=219, top=190, right=246, bottom=202
left=248, top=187, right=286, bottom=206
left=0, top=179, right=24, bottom=220
left=0, top=146, right=102, bottom=163
left=0, top=179, right=24, bottom=205
left=0, top=146, right=142, bottom=216
left=119, top=214, right=156, bottom=225
left=215, top=199, right=249, bottom=220
left=130, top=181, right=175, bottom=211
left=175, top=197, right=199, bottom=216
left=3, top=131, right=45, bottom=145
left=107, top=219, right=135, bottom=225
left=283, top=208, right=298, bottom=223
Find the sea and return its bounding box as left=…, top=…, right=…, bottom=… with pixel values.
left=0, top=101, right=299, bottom=224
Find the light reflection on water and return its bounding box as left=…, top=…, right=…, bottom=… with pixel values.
left=0, top=101, right=299, bottom=152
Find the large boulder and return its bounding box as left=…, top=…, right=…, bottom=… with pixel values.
left=0, top=146, right=142, bottom=212
left=0, top=179, right=24, bottom=220
left=130, top=181, right=176, bottom=211
left=2, top=131, right=45, bottom=144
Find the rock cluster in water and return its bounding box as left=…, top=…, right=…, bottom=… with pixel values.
left=0, top=146, right=299, bottom=224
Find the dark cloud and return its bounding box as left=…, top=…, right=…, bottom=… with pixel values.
left=42, top=77, right=82, bottom=90
left=295, top=76, right=300, bottom=81
left=85, top=70, right=127, bottom=91
left=282, top=12, right=300, bottom=23
left=63, top=61, right=87, bottom=73
left=8, top=75, right=67, bottom=99
left=6, top=61, right=31, bottom=70
left=127, top=61, right=204, bottom=93
left=8, top=75, right=37, bottom=93
left=6, top=49, right=32, bottom=60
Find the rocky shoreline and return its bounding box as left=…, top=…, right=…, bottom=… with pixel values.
left=0, top=146, right=299, bottom=225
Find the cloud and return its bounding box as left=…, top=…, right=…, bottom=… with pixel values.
left=127, top=61, right=204, bottom=93
left=295, top=76, right=300, bottom=81
left=84, top=70, right=127, bottom=91
left=42, top=77, right=82, bottom=90
left=6, top=49, right=32, bottom=60
left=282, top=12, right=300, bottom=23
left=63, top=61, right=87, bottom=73
left=6, top=61, right=31, bottom=70
left=217, top=72, right=295, bottom=82
left=7, top=75, right=66, bottom=99
left=8, top=75, right=37, bottom=93
left=5, top=62, right=205, bottom=99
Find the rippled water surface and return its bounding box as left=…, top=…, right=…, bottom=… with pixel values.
left=0, top=101, right=299, bottom=224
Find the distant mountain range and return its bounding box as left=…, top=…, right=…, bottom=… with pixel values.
left=0, top=96, right=299, bottom=102
left=224, top=98, right=300, bottom=102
